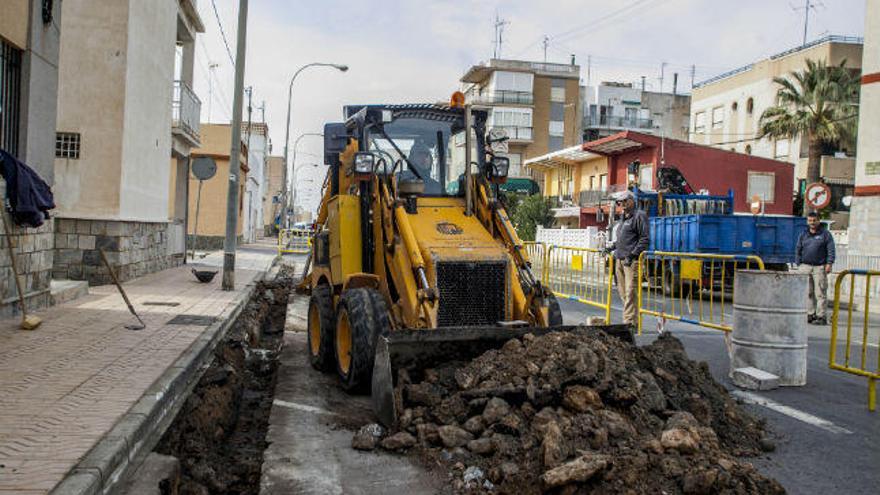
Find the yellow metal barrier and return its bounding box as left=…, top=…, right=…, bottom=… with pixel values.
left=829, top=269, right=879, bottom=411
left=544, top=245, right=613, bottom=323
left=637, top=251, right=765, bottom=334
left=523, top=241, right=548, bottom=284
left=278, top=228, right=312, bottom=255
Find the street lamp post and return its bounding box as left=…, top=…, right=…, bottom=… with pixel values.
left=290, top=163, right=319, bottom=224
left=290, top=133, right=322, bottom=221
left=280, top=62, right=347, bottom=229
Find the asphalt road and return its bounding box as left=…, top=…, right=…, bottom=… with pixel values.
left=561, top=296, right=880, bottom=495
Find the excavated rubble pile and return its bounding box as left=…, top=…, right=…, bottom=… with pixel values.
left=352, top=330, right=785, bottom=494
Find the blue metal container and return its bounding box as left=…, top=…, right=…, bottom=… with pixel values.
left=649, top=214, right=807, bottom=265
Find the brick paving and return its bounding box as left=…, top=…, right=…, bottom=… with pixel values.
left=0, top=242, right=279, bottom=494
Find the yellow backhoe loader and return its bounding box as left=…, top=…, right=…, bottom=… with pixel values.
left=302, top=96, right=630, bottom=426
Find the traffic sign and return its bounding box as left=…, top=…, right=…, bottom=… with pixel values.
left=192, top=156, right=217, bottom=180
left=805, top=182, right=831, bottom=210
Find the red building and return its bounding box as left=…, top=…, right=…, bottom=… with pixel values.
left=583, top=131, right=794, bottom=215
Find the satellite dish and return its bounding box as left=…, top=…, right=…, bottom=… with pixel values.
left=749, top=194, right=764, bottom=215
left=192, top=156, right=217, bottom=180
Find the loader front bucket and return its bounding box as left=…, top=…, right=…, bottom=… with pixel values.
left=371, top=324, right=634, bottom=427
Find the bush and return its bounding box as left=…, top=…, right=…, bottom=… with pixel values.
left=511, top=194, right=554, bottom=241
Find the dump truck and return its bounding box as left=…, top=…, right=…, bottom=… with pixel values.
left=302, top=97, right=629, bottom=426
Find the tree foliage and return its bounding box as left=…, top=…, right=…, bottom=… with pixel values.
left=758, top=59, right=859, bottom=190
left=511, top=193, right=554, bottom=241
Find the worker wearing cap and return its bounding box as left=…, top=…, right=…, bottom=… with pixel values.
left=609, top=190, right=650, bottom=326
left=795, top=211, right=835, bottom=325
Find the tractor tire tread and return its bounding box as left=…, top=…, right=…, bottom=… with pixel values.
left=336, top=287, right=390, bottom=393
left=307, top=284, right=335, bottom=372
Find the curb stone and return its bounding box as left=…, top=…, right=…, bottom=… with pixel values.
left=50, top=257, right=279, bottom=495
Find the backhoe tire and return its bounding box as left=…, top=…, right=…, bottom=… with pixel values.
left=547, top=293, right=564, bottom=326
left=334, top=287, right=391, bottom=392
left=307, top=284, right=335, bottom=372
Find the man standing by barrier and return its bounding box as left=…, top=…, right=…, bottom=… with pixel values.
left=796, top=211, right=835, bottom=325
left=609, top=190, right=650, bottom=327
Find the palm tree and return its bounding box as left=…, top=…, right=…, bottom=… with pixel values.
left=758, top=59, right=859, bottom=214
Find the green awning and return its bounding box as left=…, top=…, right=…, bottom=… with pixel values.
left=499, top=178, right=540, bottom=194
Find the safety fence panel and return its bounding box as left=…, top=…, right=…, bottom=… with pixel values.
left=637, top=251, right=764, bottom=334
left=544, top=245, right=613, bottom=323
left=829, top=269, right=880, bottom=411
left=524, top=241, right=548, bottom=284
left=278, top=228, right=311, bottom=255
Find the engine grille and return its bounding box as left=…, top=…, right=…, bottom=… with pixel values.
left=436, top=260, right=506, bottom=327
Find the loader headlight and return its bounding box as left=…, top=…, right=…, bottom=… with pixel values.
left=354, top=152, right=375, bottom=174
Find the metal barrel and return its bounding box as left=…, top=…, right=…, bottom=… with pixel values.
left=731, top=270, right=809, bottom=386
left=371, top=324, right=634, bottom=427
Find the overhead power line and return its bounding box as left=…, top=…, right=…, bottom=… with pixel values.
left=210, top=0, right=236, bottom=65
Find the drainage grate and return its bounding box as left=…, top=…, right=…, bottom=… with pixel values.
left=167, top=314, right=217, bottom=326
left=143, top=301, right=181, bottom=307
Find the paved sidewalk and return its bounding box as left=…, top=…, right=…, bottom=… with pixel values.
left=0, top=242, right=278, bottom=494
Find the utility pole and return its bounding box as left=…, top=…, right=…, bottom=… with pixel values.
left=221, top=0, right=249, bottom=291
left=244, top=86, right=253, bottom=243
left=542, top=35, right=549, bottom=63
left=207, top=62, right=219, bottom=122
left=586, top=55, right=591, bottom=87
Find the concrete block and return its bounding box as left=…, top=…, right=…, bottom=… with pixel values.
left=96, top=235, right=120, bottom=251
left=76, top=220, right=92, bottom=234
left=106, top=221, right=124, bottom=236
left=79, top=235, right=96, bottom=250
left=54, top=233, right=67, bottom=249
left=90, top=221, right=107, bottom=235
left=56, top=248, right=82, bottom=264
left=57, top=218, right=76, bottom=234
left=77, top=434, right=130, bottom=487
left=732, top=367, right=780, bottom=391
left=82, top=249, right=101, bottom=266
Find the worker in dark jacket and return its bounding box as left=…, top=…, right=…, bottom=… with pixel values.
left=795, top=211, right=836, bottom=325
left=609, top=190, right=650, bottom=326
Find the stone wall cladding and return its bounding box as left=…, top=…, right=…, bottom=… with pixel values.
left=53, top=218, right=183, bottom=285
left=0, top=213, right=55, bottom=318
left=186, top=234, right=243, bottom=251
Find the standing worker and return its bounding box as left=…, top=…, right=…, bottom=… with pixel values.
left=795, top=211, right=835, bottom=325
left=608, top=190, right=650, bottom=327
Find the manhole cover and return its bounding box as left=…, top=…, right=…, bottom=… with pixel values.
left=167, top=314, right=216, bottom=326
left=143, top=301, right=181, bottom=307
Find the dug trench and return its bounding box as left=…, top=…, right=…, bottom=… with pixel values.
left=150, top=268, right=294, bottom=495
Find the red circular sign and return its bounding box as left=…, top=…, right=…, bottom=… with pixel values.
left=805, top=182, right=831, bottom=210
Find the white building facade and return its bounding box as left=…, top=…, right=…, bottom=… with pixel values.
left=243, top=122, right=269, bottom=242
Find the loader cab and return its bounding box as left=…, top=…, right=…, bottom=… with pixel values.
left=336, top=104, right=492, bottom=196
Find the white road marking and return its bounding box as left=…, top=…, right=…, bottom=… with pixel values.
left=731, top=390, right=852, bottom=435
left=273, top=399, right=337, bottom=416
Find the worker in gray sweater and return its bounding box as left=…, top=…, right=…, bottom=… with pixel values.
left=795, top=212, right=836, bottom=325
left=609, top=190, right=650, bottom=326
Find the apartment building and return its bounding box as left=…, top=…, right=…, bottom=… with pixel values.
left=525, top=146, right=609, bottom=228
left=690, top=35, right=862, bottom=222
left=582, top=82, right=691, bottom=142
left=460, top=58, right=582, bottom=189
left=52, top=0, right=204, bottom=284
left=848, top=1, right=880, bottom=255
left=185, top=124, right=248, bottom=250
left=0, top=0, right=62, bottom=316
left=262, top=155, right=284, bottom=235
left=243, top=121, right=270, bottom=242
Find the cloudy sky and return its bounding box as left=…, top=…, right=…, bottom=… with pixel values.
left=191, top=0, right=866, bottom=213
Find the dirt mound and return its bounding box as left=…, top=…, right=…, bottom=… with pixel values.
left=354, top=330, right=784, bottom=494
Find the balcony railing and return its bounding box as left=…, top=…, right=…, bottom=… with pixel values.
left=472, top=90, right=534, bottom=105
left=585, top=115, right=654, bottom=130
left=172, top=80, right=201, bottom=145
left=578, top=189, right=608, bottom=206
left=491, top=126, right=533, bottom=141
